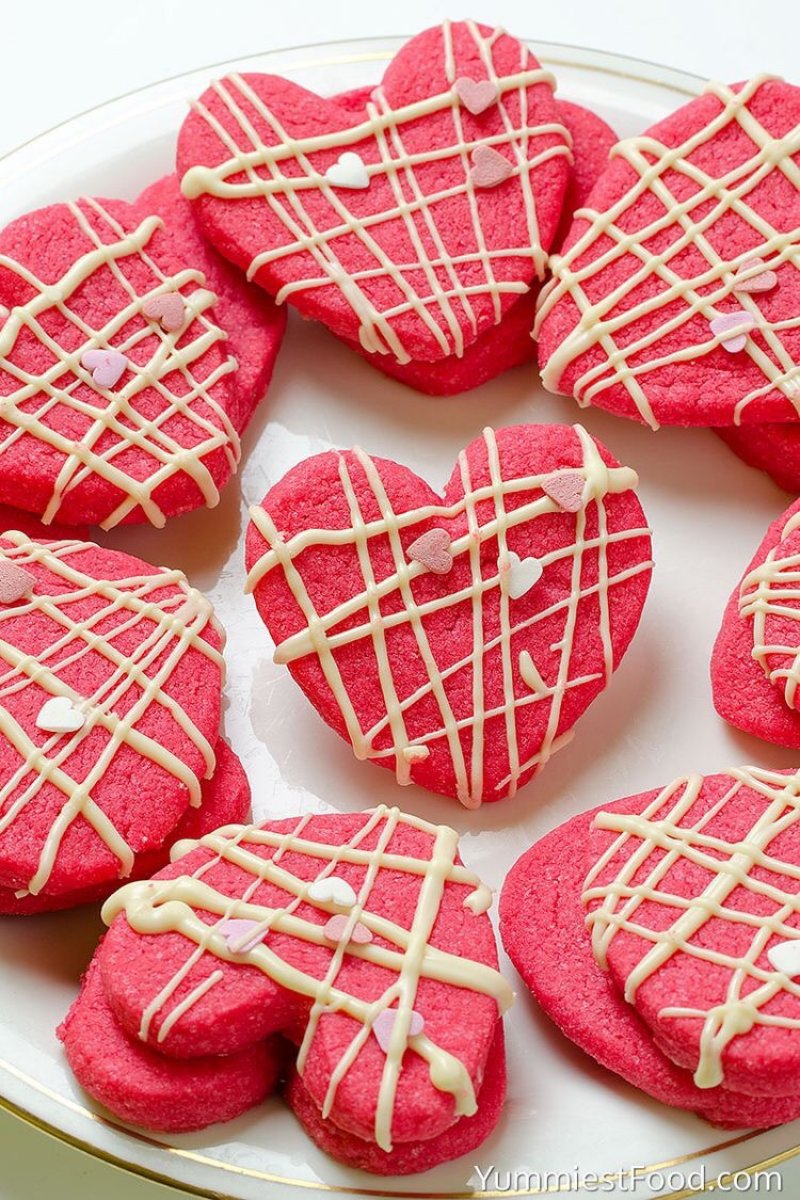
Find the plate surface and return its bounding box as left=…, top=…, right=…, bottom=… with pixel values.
left=0, top=34, right=798, bottom=1200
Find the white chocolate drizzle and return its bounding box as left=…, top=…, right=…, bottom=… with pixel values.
left=583, top=765, right=800, bottom=1090
left=0, top=531, right=223, bottom=894
left=245, top=426, right=651, bottom=807
left=102, top=804, right=512, bottom=1152
left=535, top=76, right=800, bottom=429
left=180, top=20, right=572, bottom=364
left=740, top=506, right=800, bottom=710
left=0, top=196, right=240, bottom=529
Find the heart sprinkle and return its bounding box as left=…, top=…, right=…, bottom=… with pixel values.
left=454, top=76, right=499, bottom=116
left=323, top=914, right=373, bottom=946
left=218, top=918, right=266, bottom=954
left=542, top=472, right=585, bottom=513
left=0, top=561, right=35, bottom=604
left=468, top=145, right=513, bottom=189
left=80, top=348, right=128, bottom=389
left=324, top=151, right=370, bottom=190
left=503, top=550, right=544, bottom=599
left=407, top=528, right=453, bottom=575
left=401, top=745, right=430, bottom=764
left=767, top=939, right=800, bottom=978
left=307, top=876, right=358, bottom=908
left=142, top=292, right=186, bottom=332
left=733, top=257, right=779, bottom=294
left=36, top=695, right=86, bottom=735
left=373, top=1007, right=425, bottom=1053
left=709, top=311, right=757, bottom=353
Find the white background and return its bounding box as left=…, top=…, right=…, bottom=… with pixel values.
left=0, top=1, right=797, bottom=1197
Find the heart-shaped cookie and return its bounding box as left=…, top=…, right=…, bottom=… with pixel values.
left=584, top=766, right=800, bottom=1098
left=536, top=77, right=800, bottom=428
left=65, top=807, right=510, bottom=1172
left=0, top=737, right=250, bottom=915
left=713, top=496, right=800, bottom=747
left=326, top=89, right=618, bottom=396
left=716, top=421, right=800, bottom=491
left=0, top=174, right=284, bottom=529
left=245, top=424, right=652, bottom=807
left=500, top=769, right=800, bottom=1127
left=178, top=20, right=570, bottom=365
left=0, top=531, right=223, bottom=898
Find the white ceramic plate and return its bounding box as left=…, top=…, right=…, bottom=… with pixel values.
left=0, top=34, right=798, bottom=1200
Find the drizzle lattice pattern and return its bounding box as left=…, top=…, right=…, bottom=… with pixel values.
left=181, top=20, right=571, bottom=363
left=536, top=77, right=800, bottom=428
left=583, top=766, right=800, bottom=1089
left=246, top=426, right=651, bottom=808
left=106, top=804, right=510, bottom=1152
left=0, top=532, right=223, bottom=895
left=740, top=508, right=800, bottom=710
left=0, top=197, right=239, bottom=529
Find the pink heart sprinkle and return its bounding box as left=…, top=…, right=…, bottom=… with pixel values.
left=142, top=292, right=186, bottom=331
left=454, top=76, right=499, bottom=116
left=0, top=561, right=35, bottom=605
left=710, top=311, right=756, bottom=353
left=218, top=918, right=265, bottom=954
left=468, top=145, right=513, bottom=190
left=407, top=527, right=453, bottom=575
left=80, top=348, right=128, bottom=389
left=733, top=257, right=778, bottom=294
left=372, top=1007, right=425, bottom=1053
left=542, top=472, right=585, bottom=513
left=323, top=914, right=373, bottom=946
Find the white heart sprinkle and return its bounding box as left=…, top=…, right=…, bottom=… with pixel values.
left=307, top=876, right=358, bottom=908
left=36, top=695, right=86, bottom=734
left=767, top=939, right=800, bottom=977
left=324, top=151, right=370, bottom=190
left=505, top=550, right=544, bottom=600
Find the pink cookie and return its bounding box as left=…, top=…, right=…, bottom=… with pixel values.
left=0, top=531, right=223, bottom=898
left=244, top=424, right=652, bottom=807
left=0, top=174, right=285, bottom=529
left=0, top=738, right=249, bottom=915
left=715, top=423, right=800, bottom=492
left=60, top=958, right=280, bottom=1133
left=500, top=771, right=800, bottom=1126
left=536, top=77, right=800, bottom=429
left=328, top=90, right=617, bottom=395
left=70, top=807, right=509, bottom=1167
left=0, top=506, right=86, bottom=542
left=712, top=497, right=800, bottom=746
left=177, top=21, right=570, bottom=366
